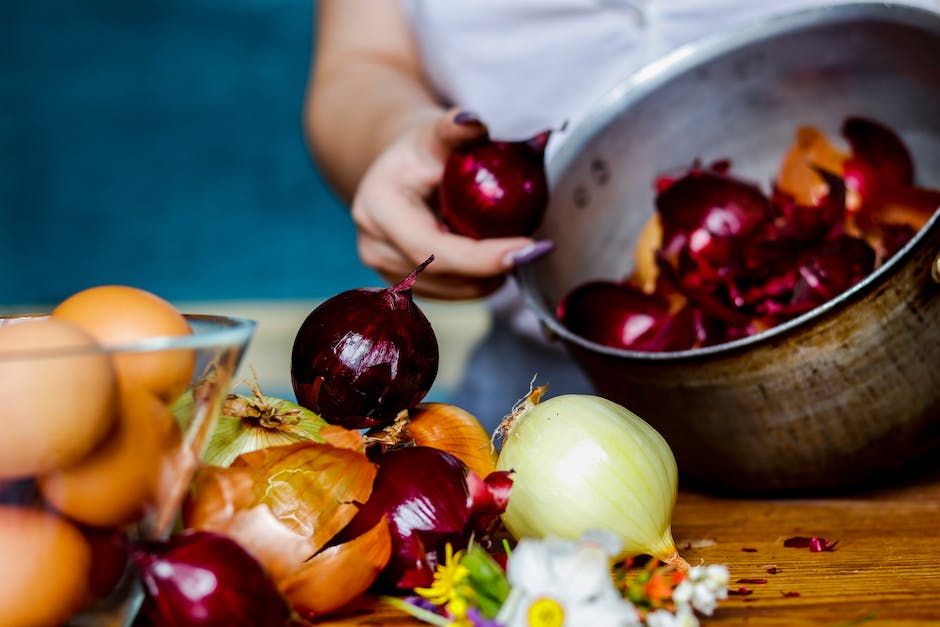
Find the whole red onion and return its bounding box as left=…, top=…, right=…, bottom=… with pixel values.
left=339, top=446, right=512, bottom=591
left=132, top=530, right=291, bottom=627
left=438, top=131, right=550, bottom=239
left=291, top=257, right=439, bottom=429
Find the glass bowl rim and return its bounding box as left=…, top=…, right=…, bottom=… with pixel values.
left=0, top=313, right=256, bottom=360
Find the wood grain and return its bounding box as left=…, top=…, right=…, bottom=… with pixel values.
left=316, top=461, right=940, bottom=626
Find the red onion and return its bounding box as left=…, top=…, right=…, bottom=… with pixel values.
left=132, top=529, right=291, bottom=627
left=656, top=167, right=773, bottom=290
left=557, top=280, right=697, bottom=352
left=842, top=116, right=913, bottom=202
left=438, top=131, right=550, bottom=239
left=558, top=116, right=937, bottom=352
left=291, top=257, right=439, bottom=430
left=338, top=446, right=512, bottom=591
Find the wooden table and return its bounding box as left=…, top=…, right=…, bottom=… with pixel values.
left=318, top=461, right=940, bottom=626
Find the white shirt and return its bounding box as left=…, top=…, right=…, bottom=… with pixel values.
left=400, top=0, right=940, bottom=142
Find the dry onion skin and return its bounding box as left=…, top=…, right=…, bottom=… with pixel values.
left=195, top=370, right=333, bottom=467
left=183, top=441, right=391, bottom=617
left=496, top=387, right=687, bottom=570
left=369, top=403, right=498, bottom=478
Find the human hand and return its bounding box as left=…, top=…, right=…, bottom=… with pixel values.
left=350, top=108, right=554, bottom=300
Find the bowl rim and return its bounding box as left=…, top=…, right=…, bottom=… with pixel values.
left=518, top=1, right=940, bottom=363
left=0, top=313, right=256, bottom=359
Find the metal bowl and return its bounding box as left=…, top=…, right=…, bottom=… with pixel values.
left=516, top=3, right=940, bottom=493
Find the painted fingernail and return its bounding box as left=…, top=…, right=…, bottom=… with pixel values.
left=505, top=240, right=556, bottom=268
left=454, top=110, right=482, bottom=125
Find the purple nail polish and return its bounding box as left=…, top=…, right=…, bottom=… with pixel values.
left=454, top=111, right=482, bottom=125
left=507, top=240, right=556, bottom=267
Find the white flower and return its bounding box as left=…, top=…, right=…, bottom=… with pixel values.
left=646, top=605, right=700, bottom=627
left=673, top=564, right=729, bottom=616
left=495, top=530, right=641, bottom=627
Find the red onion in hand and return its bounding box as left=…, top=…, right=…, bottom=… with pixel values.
left=291, top=257, right=439, bottom=429
left=438, top=131, right=550, bottom=239
left=133, top=529, right=291, bottom=627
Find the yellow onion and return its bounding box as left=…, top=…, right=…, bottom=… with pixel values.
left=183, top=441, right=391, bottom=618
left=496, top=387, right=687, bottom=570
left=368, top=403, right=497, bottom=478
left=174, top=369, right=333, bottom=467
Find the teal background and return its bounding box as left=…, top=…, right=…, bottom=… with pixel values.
left=0, top=0, right=380, bottom=305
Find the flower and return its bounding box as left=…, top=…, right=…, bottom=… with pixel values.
left=495, top=530, right=641, bottom=627
left=416, top=544, right=472, bottom=607
left=645, top=604, right=700, bottom=627
left=671, top=564, right=729, bottom=617
left=414, top=543, right=482, bottom=624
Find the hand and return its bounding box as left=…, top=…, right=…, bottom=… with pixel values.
left=350, top=108, right=552, bottom=300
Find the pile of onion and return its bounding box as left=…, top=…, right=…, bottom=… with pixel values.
left=558, top=116, right=940, bottom=352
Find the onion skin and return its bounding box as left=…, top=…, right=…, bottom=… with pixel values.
left=496, top=389, right=686, bottom=570
left=280, top=516, right=391, bottom=620
left=438, top=131, right=550, bottom=239
left=290, top=258, right=439, bottom=430
left=182, top=441, right=389, bottom=617
left=370, top=403, right=498, bottom=478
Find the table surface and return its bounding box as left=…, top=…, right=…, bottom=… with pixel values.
left=317, top=460, right=940, bottom=626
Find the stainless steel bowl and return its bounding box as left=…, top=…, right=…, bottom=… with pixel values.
left=517, top=3, right=940, bottom=493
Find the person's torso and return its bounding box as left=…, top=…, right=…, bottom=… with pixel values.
left=400, top=0, right=940, bottom=141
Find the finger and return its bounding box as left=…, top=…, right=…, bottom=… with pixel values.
left=409, top=270, right=507, bottom=301
left=433, top=107, right=489, bottom=154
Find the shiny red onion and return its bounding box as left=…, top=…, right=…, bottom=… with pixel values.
left=132, top=530, right=291, bottom=627
left=557, top=280, right=697, bottom=352
left=656, top=169, right=773, bottom=289
left=842, top=116, right=914, bottom=203
left=290, top=257, right=439, bottom=429
left=438, top=131, right=550, bottom=239
left=339, top=446, right=512, bottom=591
left=790, top=234, right=876, bottom=311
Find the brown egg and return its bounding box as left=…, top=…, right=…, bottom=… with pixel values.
left=0, top=505, right=92, bottom=626
left=52, top=285, right=196, bottom=402
left=40, top=386, right=173, bottom=527
left=0, top=318, right=117, bottom=479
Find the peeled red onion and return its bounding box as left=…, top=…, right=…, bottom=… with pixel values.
left=842, top=116, right=913, bottom=202
left=338, top=445, right=512, bottom=591
left=438, top=131, right=550, bottom=239
left=557, top=116, right=937, bottom=353
left=557, top=280, right=697, bottom=352
left=132, top=529, right=291, bottom=627
left=291, top=258, right=439, bottom=429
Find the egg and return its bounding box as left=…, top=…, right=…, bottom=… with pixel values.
left=0, top=505, right=92, bottom=626
left=0, top=318, right=117, bottom=479
left=52, top=285, right=196, bottom=402
left=40, top=386, right=173, bottom=527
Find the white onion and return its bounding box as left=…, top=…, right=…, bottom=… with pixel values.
left=496, top=388, right=687, bottom=569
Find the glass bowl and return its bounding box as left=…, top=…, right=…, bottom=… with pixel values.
left=0, top=313, right=255, bottom=626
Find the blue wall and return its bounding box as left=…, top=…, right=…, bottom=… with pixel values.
left=0, top=0, right=380, bottom=305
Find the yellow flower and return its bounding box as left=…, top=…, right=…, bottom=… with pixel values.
left=415, top=544, right=471, bottom=607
